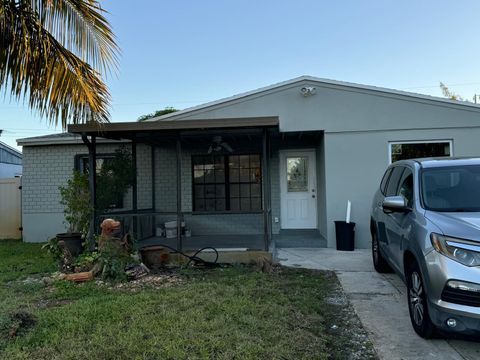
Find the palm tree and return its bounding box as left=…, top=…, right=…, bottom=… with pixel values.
left=0, top=0, right=119, bottom=128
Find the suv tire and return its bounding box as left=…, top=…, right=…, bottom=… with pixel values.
left=406, top=260, right=436, bottom=338
left=371, top=228, right=392, bottom=273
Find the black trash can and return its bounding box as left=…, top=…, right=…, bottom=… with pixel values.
left=334, top=221, right=355, bottom=251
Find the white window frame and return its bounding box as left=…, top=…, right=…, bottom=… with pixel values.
left=388, top=139, right=454, bottom=164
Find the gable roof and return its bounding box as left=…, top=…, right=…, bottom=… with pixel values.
left=147, top=75, right=480, bottom=122
left=0, top=140, right=22, bottom=159
left=18, top=75, right=480, bottom=146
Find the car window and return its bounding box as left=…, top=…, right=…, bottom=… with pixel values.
left=380, top=168, right=393, bottom=195
left=398, top=168, right=414, bottom=207
left=385, top=166, right=405, bottom=197
left=422, top=165, right=480, bottom=212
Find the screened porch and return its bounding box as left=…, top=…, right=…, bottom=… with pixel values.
left=69, top=117, right=278, bottom=252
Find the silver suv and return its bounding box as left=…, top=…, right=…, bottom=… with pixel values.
left=371, top=158, right=480, bottom=338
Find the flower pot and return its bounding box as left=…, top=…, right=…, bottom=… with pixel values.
left=56, top=232, right=83, bottom=257
left=140, top=246, right=171, bottom=268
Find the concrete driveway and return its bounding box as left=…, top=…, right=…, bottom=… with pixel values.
left=277, top=248, right=480, bottom=360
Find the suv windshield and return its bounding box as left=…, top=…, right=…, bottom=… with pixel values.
left=421, top=165, right=480, bottom=212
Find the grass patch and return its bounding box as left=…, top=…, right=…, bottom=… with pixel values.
left=0, top=239, right=55, bottom=282
left=0, top=240, right=376, bottom=359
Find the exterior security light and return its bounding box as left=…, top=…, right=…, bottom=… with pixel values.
left=300, top=86, right=316, bottom=97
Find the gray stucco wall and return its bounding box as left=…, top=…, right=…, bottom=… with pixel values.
left=323, top=127, right=480, bottom=248
left=161, top=80, right=480, bottom=134
left=316, top=140, right=327, bottom=239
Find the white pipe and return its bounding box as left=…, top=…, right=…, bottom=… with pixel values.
left=346, top=200, right=351, bottom=223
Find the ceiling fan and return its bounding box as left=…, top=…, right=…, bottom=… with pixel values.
left=207, top=135, right=234, bottom=154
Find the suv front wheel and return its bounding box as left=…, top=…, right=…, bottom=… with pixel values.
left=406, top=260, right=436, bottom=338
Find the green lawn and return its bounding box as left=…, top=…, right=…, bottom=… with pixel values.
left=0, top=239, right=376, bottom=359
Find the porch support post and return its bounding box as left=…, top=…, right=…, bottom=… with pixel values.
left=82, top=133, right=96, bottom=251
left=132, top=136, right=138, bottom=237
left=266, top=129, right=273, bottom=251
left=176, top=132, right=183, bottom=251
left=262, top=128, right=271, bottom=252
left=151, top=144, right=156, bottom=235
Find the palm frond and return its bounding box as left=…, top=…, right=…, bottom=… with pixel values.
left=0, top=0, right=118, bottom=128
left=31, top=0, right=119, bottom=74
left=0, top=0, right=112, bottom=127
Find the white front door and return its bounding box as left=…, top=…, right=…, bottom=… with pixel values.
left=279, top=150, right=317, bottom=229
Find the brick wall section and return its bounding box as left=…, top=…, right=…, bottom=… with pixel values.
left=22, top=143, right=124, bottom=215
left=184, top=213, right=263, bottom=235
left=136, top=144, right=152, bottom=210
left=181, top=152, right=192, bottom=212
left=152, top=146, right=207, bottom=213
left=154, top=146, right=177, bottom=212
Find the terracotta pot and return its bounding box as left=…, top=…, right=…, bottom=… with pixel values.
left=56, top=232, right=83, bottom=257
left=140, top=246, right=171, bottom=268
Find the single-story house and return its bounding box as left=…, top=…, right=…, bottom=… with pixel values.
left=17, top=76, right=480, bottom=251
left=0, top=140, right=22, bottom=178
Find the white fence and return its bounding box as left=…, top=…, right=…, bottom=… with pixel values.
left=0, top=177, right=21, bottom=239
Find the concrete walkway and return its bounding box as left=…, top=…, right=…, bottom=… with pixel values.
left=277, top=248, right=480, bottom=360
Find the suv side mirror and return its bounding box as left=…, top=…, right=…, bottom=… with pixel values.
left=383, top=196, right=410, bottom=213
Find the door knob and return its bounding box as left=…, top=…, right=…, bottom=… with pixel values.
left=312, top=195, right=316, bottom=198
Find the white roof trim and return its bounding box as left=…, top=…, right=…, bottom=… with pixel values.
left=17, top=134, right=129, bottom=146
left=147, top=75, right=480, bottom=122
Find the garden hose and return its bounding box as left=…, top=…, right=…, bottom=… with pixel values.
left=147, top=244, right=220, bottom=267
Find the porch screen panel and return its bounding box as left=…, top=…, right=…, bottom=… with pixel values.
left=193, top=155, right=226, bottom=211
left=78, top=155, right=123, bottom=209
left=192, top=154, right=262, bottom=212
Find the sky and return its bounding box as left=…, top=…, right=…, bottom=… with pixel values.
left=1, top=0, right=480, bottom=150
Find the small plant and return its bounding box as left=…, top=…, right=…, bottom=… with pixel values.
left=95, top=232, right=139, bottom=282
left=42, top=237, right=74, bottom=272
left=42, top=237, right=63, bottom=263
left=97, top=241, right=134, bottom=282
left=73, top=251, right=100, bottom=272
left=59, top=171, right=93, bottom=237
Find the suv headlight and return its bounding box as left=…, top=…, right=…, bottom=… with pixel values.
left=431, top=233, right=480, bottom=267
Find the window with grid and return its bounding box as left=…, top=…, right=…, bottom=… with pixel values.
left=192, top=154, right=262, bottom=212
